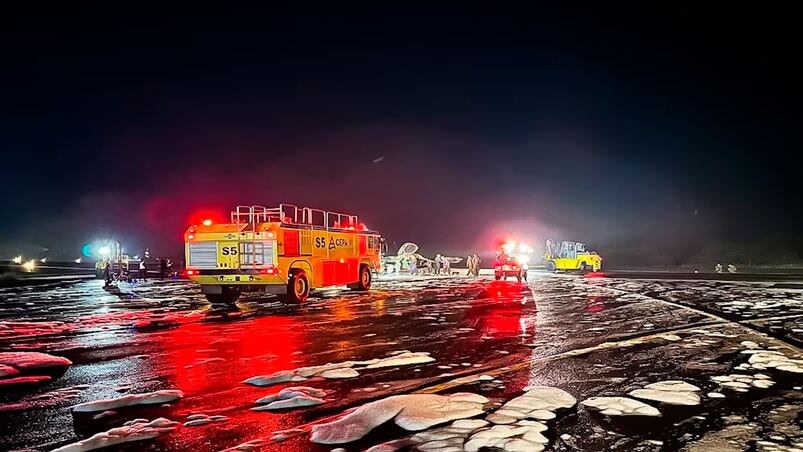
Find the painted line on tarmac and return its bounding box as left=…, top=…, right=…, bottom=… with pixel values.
left=742, top=312, right=803, bottom=322
left=642, top=294, right=803, bottom=352
left=413, top=322, right=733, bottom=395
left=415, top=290, right=803, bottom=396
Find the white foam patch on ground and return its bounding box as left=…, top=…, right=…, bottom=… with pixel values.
left=710, top=373, right=776, bottom=392
left=51, top=418, right=178, bottom=451
left=0, top=364, right=20, bottom=377
left=244, top=351, right=435, bottom=387
left=629, top=380, right=701, bottom=406
left=319, top=368, right=360, bottom=379
left=254, top=395, right=324, bottom=411
left=513, top=386, right=577, bottom=411
left=467, top=386, right=573, bottom=449
left=253, top=386, right=327, bottom=411
left=295, top=362, right=356, bottom=378
left=243, top=370, right=309, bottom=386
left=0, top=351, right=72, bottom=371
left=581, top=396, right=661, bottom=416
left=628, top=389, right=700, bottom=406
left=255, top=386, right=326, bottom=404
left=643, top=380, right=700, bottom=392
left=0, top=375, right=52, bottom=386
left=746, top=350, right=803, bottom=373
left=360, top=386, right=572, bottom=452
left=464, top=424, right=549, bottom=451
left=310, top=393, right=488, bottom=444
left=72, top=390, right=184, bottom=413
left=184, top=413, right=228, bottom=427
left=363, top=351, right=436, bottom=369
left=366, top=417, right=495, bottom=451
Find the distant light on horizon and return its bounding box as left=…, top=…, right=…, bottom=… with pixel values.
left=12, top=256, right=23, bottom=264
left=22, top=259, right=36, bottom=272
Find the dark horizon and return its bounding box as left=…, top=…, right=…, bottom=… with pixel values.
left=2, top=4, right=802, bottom=265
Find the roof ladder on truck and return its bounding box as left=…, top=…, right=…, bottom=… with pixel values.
left=232, top=205, right=272, bottom=273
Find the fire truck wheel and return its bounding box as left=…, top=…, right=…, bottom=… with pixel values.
left=284, top=270, right=310, bottom=303
left=494, top=272, right=502, bottom=280
left=350, top=265, right=372, bottom=291
left=205, top=286, right=240, bottom=305
left=546, top=261, right=556, bottom=272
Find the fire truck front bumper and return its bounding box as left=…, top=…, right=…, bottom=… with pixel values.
left=495, top=265, right=521, bottom=275
left=190, top=274, right=287, bottom=288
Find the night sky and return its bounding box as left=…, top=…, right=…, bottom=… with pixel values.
left=2, top=4, right=802, bottom=265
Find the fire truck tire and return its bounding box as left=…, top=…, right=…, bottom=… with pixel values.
left=284, top=270, right=310, bottom=303
left=205, top=286, right=240, bottom=305
left=494, top=272, right=502, bottom=280
left=546, top=261, right=556, bottom=272
left=350, top=265, right=372, bottom=291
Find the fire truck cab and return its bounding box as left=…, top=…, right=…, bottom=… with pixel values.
left=184, top=205, right=382, bottom=304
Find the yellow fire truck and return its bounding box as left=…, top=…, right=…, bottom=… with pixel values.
left=184, top=205, right=382, bottom=304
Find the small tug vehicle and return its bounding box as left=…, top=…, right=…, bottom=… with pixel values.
left=544, top=239, right=602, bottom=272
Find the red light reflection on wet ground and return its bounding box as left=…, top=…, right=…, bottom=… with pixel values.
left=463, top=281, right=533, bottom=338
left=151, top=314, right=308, bottom=450
left=586, top=296, right=604, bottom=313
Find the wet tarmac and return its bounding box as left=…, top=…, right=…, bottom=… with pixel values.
left=1, top=273, right=801, bottom=451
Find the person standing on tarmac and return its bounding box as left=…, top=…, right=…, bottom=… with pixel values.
left=139, top=260, right=147, bottom=281
left=473, top=254, right=481, bottom=276
left=409, top=254, right=417, bottom=275
left=103, top=261, right=113, bottom=286
left=434, top=255, right=442, bottom=275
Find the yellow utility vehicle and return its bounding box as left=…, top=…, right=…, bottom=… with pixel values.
left=544, top=239, right=602, bottom=273
left=184, top=205, right=382, bottom=304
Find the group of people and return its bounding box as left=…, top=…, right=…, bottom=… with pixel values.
left=433, top=254, right=451, bottom=275
left=387, top=253, right=483, bottom=276
left=465, top=254, right=482, bottom=276
left=102, top=258, right=172, bottom=287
